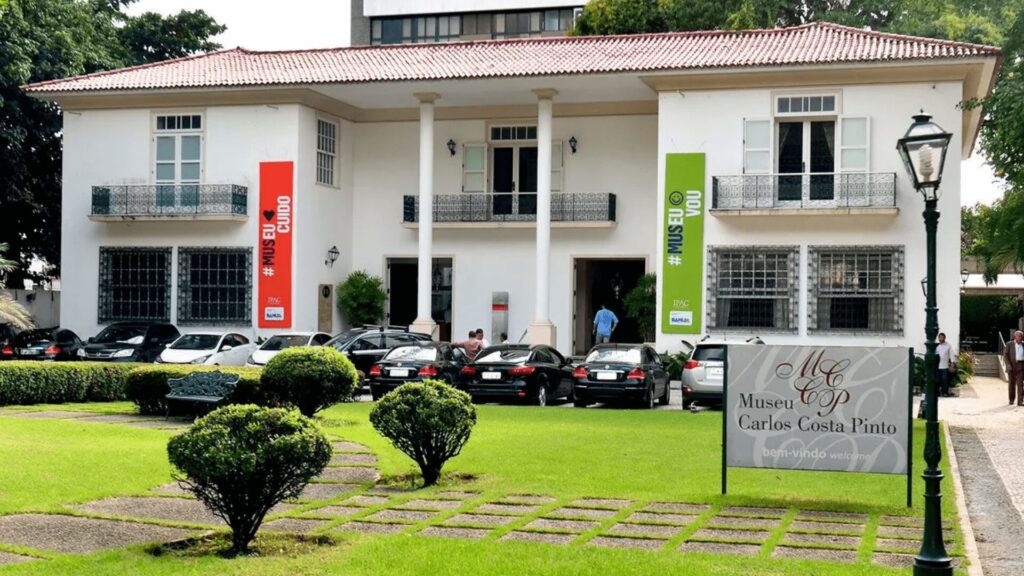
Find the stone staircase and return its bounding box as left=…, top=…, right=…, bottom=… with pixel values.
left=974, top=353, right=1002, bottom=378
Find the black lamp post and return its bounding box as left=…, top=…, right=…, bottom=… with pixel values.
left=897, top=111, right=953, bottom=576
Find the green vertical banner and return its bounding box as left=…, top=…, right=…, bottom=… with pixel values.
left=661, top=153, right=705, bottom=334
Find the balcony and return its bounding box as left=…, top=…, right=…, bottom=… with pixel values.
left=711, top=172, right=897, bottom=216
left=402, top=193, right=617, bottom=229
left=89, top=185, right=248, bottom=221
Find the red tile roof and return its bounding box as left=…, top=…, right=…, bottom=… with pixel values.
left=22, top=22, right=1000, bottom=94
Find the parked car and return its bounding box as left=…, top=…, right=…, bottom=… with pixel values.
left=246, top=332, right=331, bottom=367
left=6, top=327, right=84, bottom=361
left=156, top=332, right=257, bottom=366
left=458, top=344, right=574, bottom=406
left=367, top=342, right=467, bottom=400
left=325, top=326, right=432, bottom=377
left=571, top=343, right=670, bottom=408
left=680, top=337, right=765, bottom=408
left=0, top=323, right=22, bottom=360
left=79, top=322, right=180, bottom=362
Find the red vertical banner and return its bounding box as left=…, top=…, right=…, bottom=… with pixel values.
left=258, top=162, right=294, bottom=328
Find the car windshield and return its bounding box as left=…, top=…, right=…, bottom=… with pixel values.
left=13, top=329, right=57, bottom=345
left=475, top=349, right=531, bottom=364
left=693, top=345, right=726, bottom=362
left=170, top=335, right=221, bottom=350
left=385, top=346, right=439, bottom=362
left=94, top=325, right=146, bottom=345
left=261, top=335, right=308, bottom=351
left=585, top=348, right=642, bottom=364
left=326, top=329, right=365, bottom=350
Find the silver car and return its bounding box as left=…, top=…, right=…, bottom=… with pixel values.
left=680, top=337, right=763, bottom=408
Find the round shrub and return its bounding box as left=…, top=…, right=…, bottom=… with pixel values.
left=125, top=365, right=263, bottom=415
left=167, top=405, right=331, bottom=554
left=369, top=380, right=476, bottom=486
left=260, top=347, right=357, bottom=417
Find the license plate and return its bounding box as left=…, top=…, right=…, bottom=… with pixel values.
left=596, top=371, right=618, bottom=381
left=389, top=369, right=410, bottom=378
left=708, top=367, right=724, bottom=377
left=19, top=349, right=40, bottom=356
left=481, top=371, right=501, bottom=381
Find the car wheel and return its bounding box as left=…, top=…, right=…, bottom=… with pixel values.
left=680, top=394, right=692, bottom=409
left=573, top=398, right=588, bottom=408
left=642, top=385, right=655, bottom=409
left=658, top=383, right=670, bottom=406
left=536, top=385, right=548, bottom=407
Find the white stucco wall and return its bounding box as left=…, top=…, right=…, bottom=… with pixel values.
left=363, top=0, right=585, bottom=17
left=655, top=81, right=964, bottom=352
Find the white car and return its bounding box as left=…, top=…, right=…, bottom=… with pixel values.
left=246, top=332, right=332, bottom=368
left=156, top=332, right=257, bottom=366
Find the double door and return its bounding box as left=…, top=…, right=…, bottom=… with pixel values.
left=492, top=145, right=538, bottom=216
left=777, top=120, right=836, bottom=204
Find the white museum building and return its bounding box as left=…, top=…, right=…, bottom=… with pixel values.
left=22, top=22, right=1000, bottom=354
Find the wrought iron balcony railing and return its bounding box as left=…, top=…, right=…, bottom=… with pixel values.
left=711, top=172, right=897, bottom=211
left=402, top=193, right=616, bottom=224
left=90, top=184, right=248, bottom=220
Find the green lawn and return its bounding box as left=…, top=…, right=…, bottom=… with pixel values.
left=0, top=402, right=957, bottom=574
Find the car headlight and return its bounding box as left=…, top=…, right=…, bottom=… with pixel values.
left=190, top=355, right=212, bottom=365
left=111, top=349, right=135, bottom=358
left=246, top=354, right=256, bottom=365
left=76, top=349, right=86, bottom=358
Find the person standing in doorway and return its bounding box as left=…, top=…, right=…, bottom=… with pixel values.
left=936, top=332, right=954, bottom=397
left=593, top=304, right=618, bottom=344
left=1003, top=330, right=1024, bottom=406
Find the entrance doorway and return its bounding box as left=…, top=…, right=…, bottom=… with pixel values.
left=386, top=258, right=453, bottom=341
left=573, top=258, right=647, bottom=355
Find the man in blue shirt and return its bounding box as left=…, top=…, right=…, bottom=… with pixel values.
left=593, top=304, right=619, bottom=344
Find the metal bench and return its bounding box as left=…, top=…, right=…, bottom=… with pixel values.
left=165, top=371, right=240, bottom=417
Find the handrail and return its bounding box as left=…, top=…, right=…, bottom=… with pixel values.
left=711, top=172, right=896, bottom=210
left=91, top=184, right=247, bottom=218
left=998, top=330, right=1009, bottom=381
left=403, top=192, right=616, bottom=223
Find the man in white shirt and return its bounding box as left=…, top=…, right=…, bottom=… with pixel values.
left=936, top=332, right=953, bottom=397
left=1003, top=330, right=1024, bottom=406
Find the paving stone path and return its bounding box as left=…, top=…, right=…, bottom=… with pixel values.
left=0, top=408, right=963, bottom=571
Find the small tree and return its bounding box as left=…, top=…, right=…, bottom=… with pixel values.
left=336, top=271, right=386, bottom=327
left=166, top=405, right=331, bottom=554
left=261, top=347, right=358, bottom=417
left=624, top=273, right=657, bottom=342
left=369, top=381, right=476, bottom=486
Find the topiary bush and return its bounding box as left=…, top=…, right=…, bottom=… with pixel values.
left=336, top=271, right=387, bottom=327
left=369, top=380, right=476, bottom=486
left=260, top=347, right=358, bottom=417
left=125, top=365, right=263, bottom=415
left=167, top=405, right=332, bottom=554
left=0, top=361, right=137, bottom=406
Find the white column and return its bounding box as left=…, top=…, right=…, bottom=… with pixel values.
left=410, top=92, right=440, bottom=340
left=527, top=89, right=557, bottom=346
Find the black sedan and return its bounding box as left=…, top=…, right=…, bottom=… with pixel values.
left=80, top=322, right=180, bottom=362
left=458, top=344, right=573, bottom=406
left=367, top=342, right=466, bottom=400
left=571, top=343, right=671, bottom=409
left=5, top=327, right=84, bottom=361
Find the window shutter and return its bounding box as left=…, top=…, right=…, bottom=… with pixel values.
left=462, top=142, right=486, bottom=192
left=551, top=140, right=563, bottom=192
left=743, top=119, right=771, bottom=174
left=839, top=116, right=870, bottom=172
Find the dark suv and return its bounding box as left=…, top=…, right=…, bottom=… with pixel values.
left=80, top=322, right=180, bottom=362
left=326, top=326, right=432, bottom=377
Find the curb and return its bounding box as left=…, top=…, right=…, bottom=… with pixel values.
left=944, top=421, right=984, bottom=576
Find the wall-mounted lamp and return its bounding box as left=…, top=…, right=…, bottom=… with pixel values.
left=325, top=245, right=340, bottom=267
left=961, top=268, right=970, bottom=286
left=568, top=136, right=578, bottom=154
left=446, top=139, right=457, bottom=156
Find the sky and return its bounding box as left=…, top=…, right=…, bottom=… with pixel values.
left=128, top=1, right=1008, bottom=207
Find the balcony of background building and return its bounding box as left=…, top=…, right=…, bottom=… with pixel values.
left=710, top=172, right=897, bottom=216
left=89, top=185, right=248, bottom=221
left=402, top=192, right=616, bottom=228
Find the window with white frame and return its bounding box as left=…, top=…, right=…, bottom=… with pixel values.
left=154, top=114, right=202, bottom=207
left=177, top=248, right=252, bottom=325
left=316, top=118, right=338, bottom=186
left=707, top=247, right=799, bottom=331
left=809, top=246, right=903, bottom=333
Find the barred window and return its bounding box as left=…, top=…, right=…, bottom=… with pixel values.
left=178, top=248, right=252, bottom=325
left=707, top=247, right=799, bottom=332
left=316, top=119, right=337, bottom=186
left=809, top=246, right=903, bottom=333
left=98, top=248, right=171, bottom=322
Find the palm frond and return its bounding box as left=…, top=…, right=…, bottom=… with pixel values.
left=0, top=293, right=33, bottom=330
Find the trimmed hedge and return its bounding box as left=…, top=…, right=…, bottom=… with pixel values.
left=126, top=365, right=263, bottom=415
left=0, top=361, right=138, bottom=406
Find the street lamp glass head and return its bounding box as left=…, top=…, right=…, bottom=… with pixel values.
left=896, top=112, right=952, bottom=199
left=961, top=268, right=970, bottom=286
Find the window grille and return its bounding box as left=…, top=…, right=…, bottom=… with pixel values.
left=177, top=248, right=252, bottom=325
left=809, top=246, right=904, bottom=333
left=706, top=247, right=799, bottom=332
left=317, top=118, right=337, bottom=186
left=98, top=248, right=172, bottom=322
